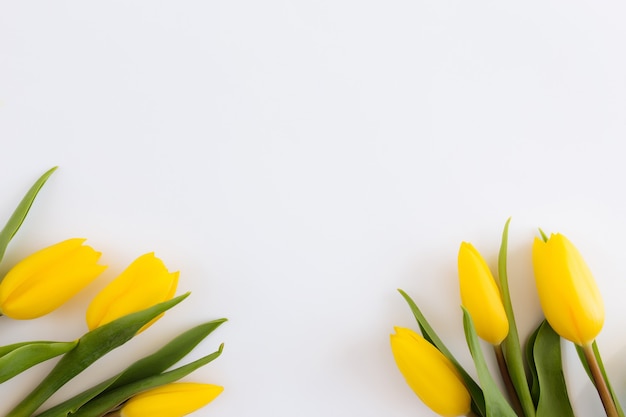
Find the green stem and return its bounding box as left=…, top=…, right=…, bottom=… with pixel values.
left=583, top=343, right=619, bottom=417
left=467, top=411, right=481, bottom=417
left=494, top=344, right=524, bottom=417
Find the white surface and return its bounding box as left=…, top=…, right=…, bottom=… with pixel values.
left=1, top=1, right=626, bottom=416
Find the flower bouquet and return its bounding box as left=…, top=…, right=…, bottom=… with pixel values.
left=391, top=219, right=621, bottom=417
left=0, top=168, right=225, bottom=417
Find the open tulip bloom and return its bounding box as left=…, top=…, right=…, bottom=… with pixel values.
left=391, top=219, right=624, bottom=417
left=0, top=168, right=227, bottom=417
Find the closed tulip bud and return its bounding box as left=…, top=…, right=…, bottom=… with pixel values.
left=458, top=242, right=509, bottom=345
left=86, top=252, right=179, bottom=331
left=120, top=383, right=223, bottom=417
left=390, top=327, right=471, bottom=417
left=532, top=233, right=604, bottom=345
left=0, top=238, right=106, bottom=319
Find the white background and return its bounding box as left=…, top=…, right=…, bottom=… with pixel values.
left=1, top=1, right=626, bottom=416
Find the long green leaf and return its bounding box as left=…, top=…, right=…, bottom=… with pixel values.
left=498, top=218, right=536, bottom=417
left=104, top=318, right=226, bottom=391
left=69, top=345, right=224, bottom=417
left=0, top=166, right=57, bottom=264
left=575, top=344, right=593, bottom=382
left=7, top=293, right=189, bottom=417
left=0, top=341, right=77, bottom=383
left=532, top=321, right=574, bottom=417
left=525, top=323, right=541, bottom=406
left=36, top=319, right=227, bottom=417
left=0, top=341, right=51, bottom=357
left=399, top=289, right=486, bottom=416
left=462, top=308, right=517, bottom=417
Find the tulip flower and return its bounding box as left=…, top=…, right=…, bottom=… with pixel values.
left=458, top=242, right=508, bottom=345
left=532, top=233, right=604, bottom=346
left=458, top=242, right=527, bottom=416
left=390, top=327, right=471, bottom=417
left=0, top=238, right=106, bottom=319
left=120, top=383, right=223, bottom=417
left=533, top=232, right=618, bottom=417
left=86, top=252, right=179, bottom=331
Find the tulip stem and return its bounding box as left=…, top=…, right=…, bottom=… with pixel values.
left=494, top=344, right=524, bottom=417
left=466, top=411, right=481, bottom=417
left=582, top=343, right=619, bottom=417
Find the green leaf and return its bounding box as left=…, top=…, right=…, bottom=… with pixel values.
left=6, top=293, right=189, bottom=417
left=538, top=228, right=548, bottom=243
left=575, top=341, right=625, bottom=417
left=0, top=341, right=43, bottom=357
left=104, top=318, right=226, bottom=392
left=69, top=344, right=224, bottom=417
left=36, top=318, right=227, bottom=417
left=497, top=218, right=536, bottom=417
left=525, top=323, right=541, bottom=406
left=0, top=166, right=57, bottom=264
left=462, top=308, right=517, bottom=417
left=532, top=321, right=575, bottom=417
left=399, top=289, right=486, bottom=417
left=575, top=344, right=593, bottom=382
left=0, top=341, right=77, bottom=383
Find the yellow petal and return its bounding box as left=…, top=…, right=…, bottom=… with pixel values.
left=0, top=239, right=106, bottom=319
left=390, top=327, right=471, bottom=417
left=121, top=383, right=223, bottom=417
left=86, top=253, right=179, bottom=330
left=532, top=233, right=604, bottom=345
left=458, top=242, right=509, bottom=345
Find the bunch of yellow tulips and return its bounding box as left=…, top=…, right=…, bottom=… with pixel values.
left=0, top=168, right=225, bottom=417
left=391, top=219, right=621, bottom=417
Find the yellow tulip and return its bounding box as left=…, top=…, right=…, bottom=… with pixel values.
left=532, top=233, right=604, bottom=345
left=390, top=327, right=471, bottom=417
left=0, top=238, right=106, bottom=319
left=86, top=252, right=178, bottom=330
left=458, top=242, right=509, bottom=345
left=120, top=383, right=223, bottom=417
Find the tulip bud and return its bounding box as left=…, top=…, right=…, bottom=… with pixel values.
left=458, top=242, right=509, bottom=345
left=120, top=383, right=223, bottom=417
left=0, top=238, right=106, bottom=319
left=86, top=252, right=178, bottom=331
left=532, top=233, right=604, bottom=345
left=390, top=327, right=471, bottom=417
